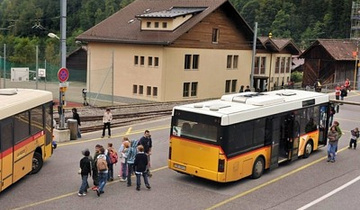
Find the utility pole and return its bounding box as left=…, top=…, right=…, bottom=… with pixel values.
left=58, top=0, right=67, bottom=129
left=250, top=22, right=258, bottom=90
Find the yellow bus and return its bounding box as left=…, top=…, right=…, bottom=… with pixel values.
left=168, top=89, right=331, bottom=182
left=0, top=89, right=53, bottom=192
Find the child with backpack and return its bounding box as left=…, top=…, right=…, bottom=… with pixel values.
left=96, top=146, right=110, bottom=197
left=107, top=143, right=117, bottom=181
left=349, top=128, right=359, bottom=149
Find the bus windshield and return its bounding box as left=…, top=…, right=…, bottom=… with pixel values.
left=172, top=119, right=219, bottom=143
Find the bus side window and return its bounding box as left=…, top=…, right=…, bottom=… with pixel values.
left=182, top=122, right=192, bottom=135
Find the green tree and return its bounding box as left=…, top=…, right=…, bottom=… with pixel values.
left=271, top=10, right=291, bottom=38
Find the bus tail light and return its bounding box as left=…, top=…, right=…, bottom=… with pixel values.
left=168, top=147, right=172, bottom=159
left=218, top=159, right=225, bottom=172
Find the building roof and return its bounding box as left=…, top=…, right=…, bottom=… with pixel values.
left=135, top=7, right=206, bottom=18
left=76, top=0, right=255, bottom=46
left=258, top=37, right=301, bottom=55
left=300, top=39, right=357, bottom=61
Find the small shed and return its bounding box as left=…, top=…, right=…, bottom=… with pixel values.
left=300, top=39, right=357, bottom=87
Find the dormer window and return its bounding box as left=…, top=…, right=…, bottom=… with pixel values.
left=146, top=22, right=151, bottom=28
left=154, top=22, right=159, bottom=28
left=162, top=22, right=167, bottom=28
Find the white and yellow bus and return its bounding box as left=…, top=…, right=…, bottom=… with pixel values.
left=0, top=89, right=53, bottom=192
left=168, top=89, right=330, bottom=182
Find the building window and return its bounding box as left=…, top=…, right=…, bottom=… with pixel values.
left=184, top=54, right=199, bottom=70
left=140, top=56, right=145, bottom=65
left=191, top=82, right=198, bottom=96
left=225, top=80, right=237, bottom=93
left=148, top=57, right=153, bottom=66
left=154, top=57, right=159, bottom=67
left=162, top=22, right=167, bottom=28
left=184, top=54, right=191, bottom=69
left=286, top=57, right=291, bottom=73
left=139, top=85, right=143, bottom=95
left=233, top=55, right=238, bottom=69
left=275, top=57, right=280, bottom=73
left=153, top=87, right=158, bottom=96
left=154, top=22, right=159, bottom=28
left=192, top=55, right=199, bottom=69
left=281, top=57, right=285, bottom=73
left=133, top=85, right=137, bottom=94
left=260, top=57, right=266, bottom=74
left=254, top=57, right=260, bottom=74
left=231, top=79, right=237, bottom=92
left=146, top=22, right=151, bottom=28
left=134, top=56, right=139, bottom=65
left=147, top=86, right=151, bottom=96
left=227, top=55, right=232, bottom=69
left=225, top=80, right=231, bottom=93
left=183, top=82, right=190, bottom=97
left=212, top=28, right=219, bottom=43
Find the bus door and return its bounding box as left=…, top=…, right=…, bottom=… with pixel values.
left=290, top=117, right=300, bottom=161
left=269, top=117, right=281, bottom=169
left=0, top=118, right=14, bottom=191
left=318, top=105, right=328, bottom=146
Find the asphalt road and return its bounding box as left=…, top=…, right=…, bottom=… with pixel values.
left=0, top=91, right=360, bottom=210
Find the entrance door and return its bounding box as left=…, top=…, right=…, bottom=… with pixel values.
left=269, top=117, right=281, bottom=169
left=318, top=105, right=328, bottom=146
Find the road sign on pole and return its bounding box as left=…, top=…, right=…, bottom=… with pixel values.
left=57, top=67, right=69, bottom=82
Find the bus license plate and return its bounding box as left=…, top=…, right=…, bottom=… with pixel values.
left=174, top=163, right=186, bottom=171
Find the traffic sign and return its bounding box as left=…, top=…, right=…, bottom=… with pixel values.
left=57, top=67, right=69, bottom=82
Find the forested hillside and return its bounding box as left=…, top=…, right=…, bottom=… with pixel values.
left=0, top=0, right=354, bottom=68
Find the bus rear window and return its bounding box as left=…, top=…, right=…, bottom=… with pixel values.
left=172, top=119, right=218, bottom=142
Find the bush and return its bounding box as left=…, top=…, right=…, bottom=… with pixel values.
left=291, top=71, right=303, bottom=83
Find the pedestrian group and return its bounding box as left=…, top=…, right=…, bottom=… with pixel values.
left=78, top=130, right=152, bottom=197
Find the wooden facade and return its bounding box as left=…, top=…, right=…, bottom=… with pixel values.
left=171, top=5, right=251, bottom=50
left=301, top=40, right=357, bottom=87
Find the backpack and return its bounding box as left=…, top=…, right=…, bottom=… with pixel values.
left=109, top=150, right=118, bottom=164
left=96, top=155, right=108, bottom=171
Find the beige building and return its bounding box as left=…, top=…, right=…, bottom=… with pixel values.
left=77, top=0, right=299, bottom=102
left=257, top=37, right=301, bottom=91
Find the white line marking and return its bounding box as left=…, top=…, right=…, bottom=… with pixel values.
left=297, top=175, right=360, bottom=210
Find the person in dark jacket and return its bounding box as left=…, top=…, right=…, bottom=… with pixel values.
left=138, top=130, right=153, bottom=176
left=134, top=145, right=150, bottom=191
left=78, top=149, right=91, bottom=196
left=72, top=108, right=81, bottom=138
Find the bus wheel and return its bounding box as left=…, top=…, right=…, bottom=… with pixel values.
left=303, top=141, right=313, bottom=158
left=251, top=157, right=264, bottom=179
left=30, top=152, right=43, bottom=174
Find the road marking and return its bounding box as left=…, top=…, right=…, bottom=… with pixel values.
left=297, top=175, right=360, bottom=210
left=57, top=125, right=170, bottom=147
left=125, top=127, right=132, bottom=135
left=205, top=145, right=350, bottom=210
left=11, top=166, right=168, bottom=210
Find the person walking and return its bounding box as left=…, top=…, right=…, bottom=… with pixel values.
left=126, top=139, right=138, bottom=187
left=72, top=108, right=81, bottom=138
left=340, top=86, right=347, bottom=101
left=333, top=121, right=342, bottom=155
left=96, top=146, right=110, bottom=197
left=244, top=85, right=251, bottom=92
left=78, top=149, right=91, bottom=197
left=91, top=144, right=101, bottom=191
left=348, top=128, right=359, bottom=149
left=138, top=130, right=152, bottom=177
left=134, top=145, right=151, bottom=191
left=327, top=126, right=339, bottom=163
left=345, top=78, right=350, bottom=92
left=101, top=108, right=113, bottom=138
